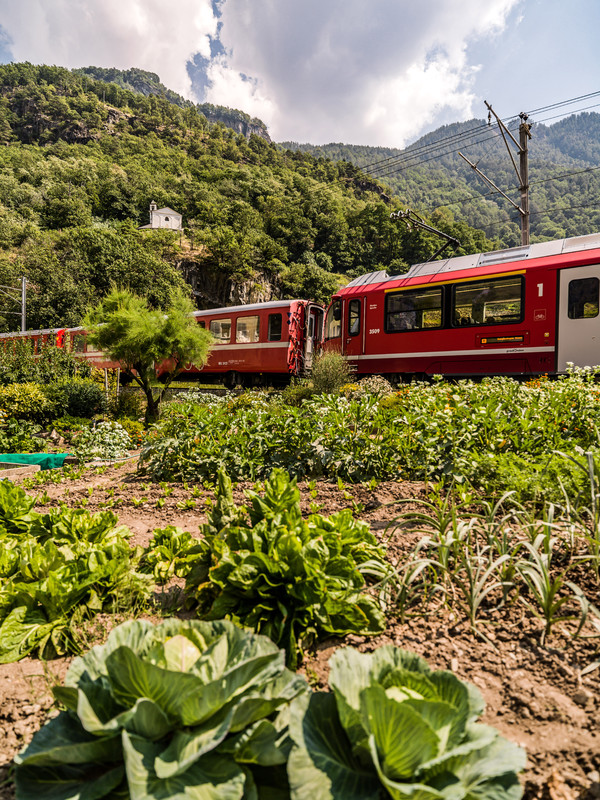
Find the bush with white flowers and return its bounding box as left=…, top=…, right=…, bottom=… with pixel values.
left=74, top=421, right=132, bottom=462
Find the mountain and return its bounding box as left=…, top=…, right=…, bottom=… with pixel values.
left=281, top=112, right=600, bottom=248
left=0, top=63, right=494, bottom=332
left=76, top=66, right=271, bottom=141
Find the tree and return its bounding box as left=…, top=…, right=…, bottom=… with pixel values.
left=83, top=287, right=213, bottom=424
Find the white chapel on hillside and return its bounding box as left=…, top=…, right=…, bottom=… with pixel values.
left=139, top=201, right=182, bottom=230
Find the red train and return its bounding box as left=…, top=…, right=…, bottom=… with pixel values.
left=3, top=231, right=600, bottom=383
left=0, top=299, right=325, bottom=387
left=323, top=231, right=600, bottom=378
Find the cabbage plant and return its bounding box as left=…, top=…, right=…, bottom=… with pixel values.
left=288, top=646, right=526, bottom=799
left=15, top=618, right=309, bottom=799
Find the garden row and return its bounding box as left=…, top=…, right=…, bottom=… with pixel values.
left=141, top=369, right=600, bottom=503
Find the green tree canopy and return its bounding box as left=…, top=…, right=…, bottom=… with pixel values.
left=83, top=287, right=213, bottom=423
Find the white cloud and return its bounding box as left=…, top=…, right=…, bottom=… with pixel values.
left=0, top=0, right=522, bottom=144
left=205, top=0, right=522, bottom=145
left=0, top=0, right=219, bottom=98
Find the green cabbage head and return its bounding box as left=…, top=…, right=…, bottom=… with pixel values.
left=15, top=618, right=308, bottom=799
left=288, top=646, right=526, bottom=800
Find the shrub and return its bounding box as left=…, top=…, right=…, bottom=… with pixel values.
left=0, top=382, right=53, bottom=422
left=0, top=339, right=91, bottom=386
left=309, top=351, right=355, bottom=394
left=50, top=415, right=93, bottom=441
left=117, top=417, right=145, bottom=448
left=108, top=386, right=145, bottom=420
left=15, top=618, right=309, bottom=800
left=281, top=382, right=314, bottom=406
left=289, top=646, right=526, bottom=799
left=0, top=418, right=44, bottom=453
left=44, top=378, right=107, bottom=418
left=74, top=421, right=131, bottom=462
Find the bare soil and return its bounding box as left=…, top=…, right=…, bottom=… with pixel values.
left=1, top=461, right=599, bottom=799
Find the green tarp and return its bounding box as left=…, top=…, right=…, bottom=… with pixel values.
left=0, top=453, right=73, bottom=470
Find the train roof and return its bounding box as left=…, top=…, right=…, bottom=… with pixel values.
left=0, top=301, right=314, bottom=338
left=192, top=299, right=310, bottom=317
left=344, top=230, right=600, bottom=290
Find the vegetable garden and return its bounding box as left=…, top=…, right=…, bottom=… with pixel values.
left=1, top=371, right=600, bottom=799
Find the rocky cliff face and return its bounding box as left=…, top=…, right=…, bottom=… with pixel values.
left=196, top=106, right=271, bottom=142
left=178, top=259, right=278, bottom=308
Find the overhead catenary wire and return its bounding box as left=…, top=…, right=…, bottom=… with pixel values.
left=426, top=164, right=600, bottom=214
left=362, top=90, right=600, bottom=180
left=467, top=199, right=600, bottom=234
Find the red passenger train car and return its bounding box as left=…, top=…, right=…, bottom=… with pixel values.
left=186, top=299, right=323, bottom=385
left=0, top=299, right=324, bottom=387
left=323, top=231, right=600, bottom=379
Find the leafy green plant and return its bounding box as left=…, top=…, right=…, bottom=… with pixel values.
left=177, top=498, right=197, bottom=510
left=15, top=618, right=309, bottom=800
left=0, top=482, right=150, bottom=662
left=141, top=526, right=196, bottom=584
left=288, top=646, right=526, bottom=799
left=182, top=469, right=388, bottom=667
left=0, top=418, right=45, bottom=453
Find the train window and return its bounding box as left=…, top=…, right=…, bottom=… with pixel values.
left=386, top=288, right=442, bottom=332
left=325, top=300, right=342, bottom=339
left=210, top=318, right=232, bottom=343
left=348, top=299, right=361, bottom=336
left=452, top=276, right=523, bottom=327
left=268, top=313, right=282, bottom=341
left=568, top=277, right=599, bottom=319
left=72, top=334, right=86, bottom=353
left=236, top=315, right=260, bottom=343
left=197, top=320, right=206, bottom=329
left=85, top=340, right=103, bottom=354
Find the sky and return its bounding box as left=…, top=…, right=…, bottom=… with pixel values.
left=0, top=0, right=598, bottom=148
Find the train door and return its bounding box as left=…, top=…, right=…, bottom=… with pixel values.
left=323, top=299, right=343, bottom=353
left=304, top=304, right=324, bottom=371
left=557, top=265, right=600, bottom=370
left=344, top=297, right=365, bottom=360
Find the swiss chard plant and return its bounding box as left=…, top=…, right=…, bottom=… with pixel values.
left=288, top=645, right=526, bottom=799
left=15, top=618, right=309, bottom=800
left=180, top=468, right=388, bottom=667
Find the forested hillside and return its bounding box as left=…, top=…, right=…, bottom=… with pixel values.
left=75, top=66, right=271, bottom=141
left=0, top=63, right=494, bottom=332
left=282, top=113, right=600, bottom=248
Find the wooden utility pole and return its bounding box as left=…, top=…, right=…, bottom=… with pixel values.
left=519, top=115, right=531, bottom=245
left=459, top=102, right=532, bottom=245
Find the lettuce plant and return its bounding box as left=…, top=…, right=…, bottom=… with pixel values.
left=16, top=618, right=309, bottom=800
left=0, top=482, right=150, bottom=663
left=182, top=469, right=387, bottom=666
left=288, top=646, right=526, bottom=799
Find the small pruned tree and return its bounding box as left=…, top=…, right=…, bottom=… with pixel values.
left=83, top=287, right=213, bottom=424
